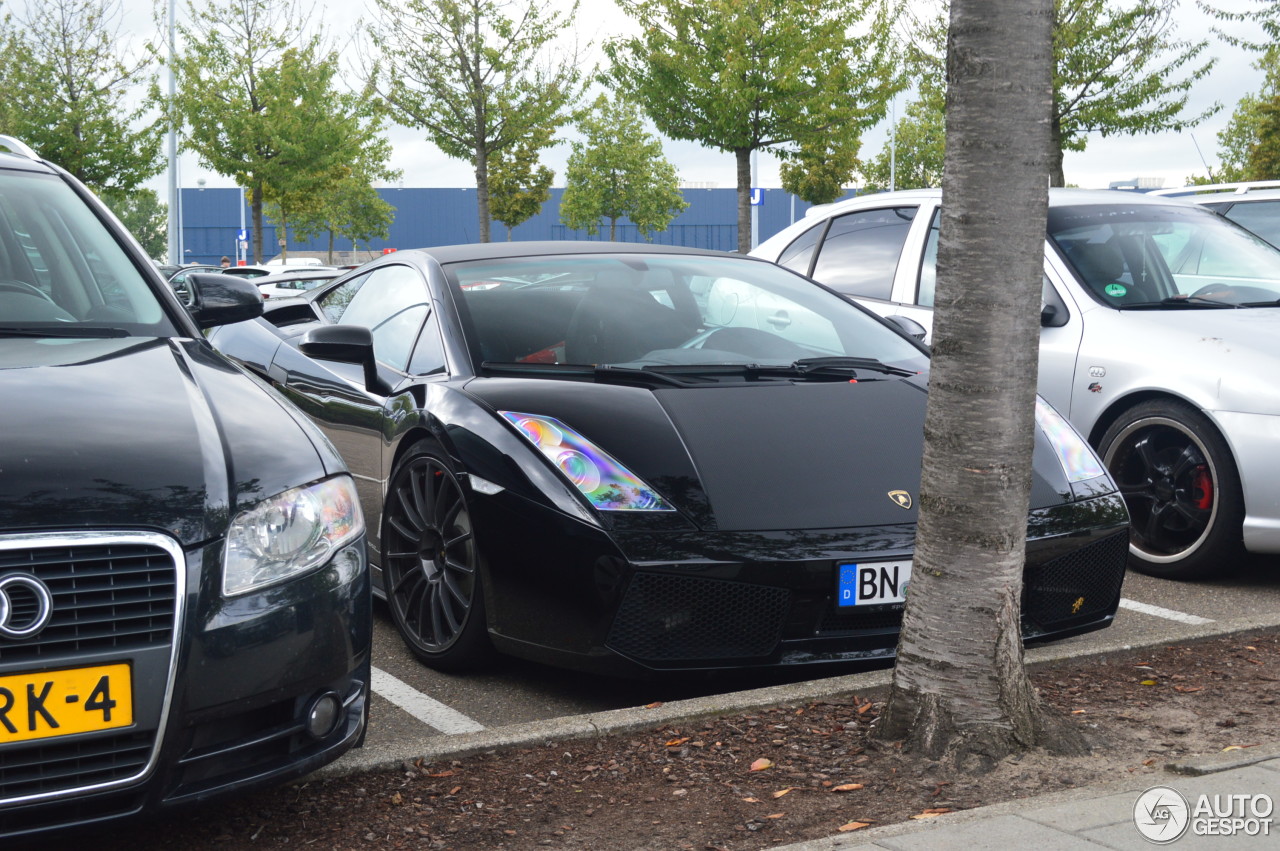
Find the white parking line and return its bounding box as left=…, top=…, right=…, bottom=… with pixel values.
left=1119, top=598, right=1214, bottom=625
left=371, top=667, right=486, bottom=735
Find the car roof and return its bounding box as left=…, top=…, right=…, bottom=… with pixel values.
left=0, top=138, right=55, bottom=174
left=254, top=268, right=343, bottom=283
left=803, top=187, right=1201, bottom=219
left=398, top=240, right=738, bottom=265
left=1150, top=181, right=1280, bottom=201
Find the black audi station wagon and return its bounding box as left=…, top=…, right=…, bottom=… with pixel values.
left=0, top=137, right=371, bottom=839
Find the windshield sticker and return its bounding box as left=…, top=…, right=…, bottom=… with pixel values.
left=1105, top=283, right=1128, bottom=297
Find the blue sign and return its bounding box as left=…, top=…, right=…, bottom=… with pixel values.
left=749, top=188, right=764, bottom=207
left=237, top=228, right=249, bottom=242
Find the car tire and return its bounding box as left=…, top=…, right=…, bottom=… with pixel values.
left=1098, top=399, right=1244, bottom=579
left=381, top=440, right=493, bottom=670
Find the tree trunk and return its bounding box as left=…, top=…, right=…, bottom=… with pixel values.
left=251, top=183, right=264, bottom=264
left=279, top=213, right=288, bottom=264
left=475, top=146, right=491, bottom=243
left=327, top=229, right=335, bottom=264
left=1049, top=111, right=1066, bottom=187
left=873, top=0, right=1086, bottom=769
left=609, top=216, right=617, bottom=241
left=735, top=148, right=752, bottom=254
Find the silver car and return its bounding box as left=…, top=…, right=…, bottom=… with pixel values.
left=753, top=188, right=1280, bottom=579
left=1152, top=181, right=1280, bottom=248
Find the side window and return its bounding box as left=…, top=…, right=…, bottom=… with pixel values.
left=1224, top=200, right=1280, bottom=247
left=776, top=222, right=824, bottom=275
left=335, top=264, right=428, bottom=329
left=371, top=305, right=428, bottom=371
left=319, top=273, right=367, bottom=322
left=810, top=207, right=917, bottom=300
left=918, top=211, right=940, bottom=308
left=408, top=310, right=448, bottom=375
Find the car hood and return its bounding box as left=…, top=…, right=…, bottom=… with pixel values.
left=0, top=336, right=332, bottom=544
left=465, top=377, right=1067, bottom=532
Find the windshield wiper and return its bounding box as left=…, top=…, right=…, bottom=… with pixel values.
left=481, top=361, right=711, bottom=387
left=745, top=356, right=918, bottom=379
left=1122, top=297, right=1242, bottom=309
left=0, top=326, right=131, bottom=338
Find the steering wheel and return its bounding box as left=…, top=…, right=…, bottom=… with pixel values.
left=1189, top=283, right=1232, bottom=299
left=0, top=279, right=56, bottom=302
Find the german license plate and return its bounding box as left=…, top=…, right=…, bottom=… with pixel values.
left=837, top=561, right=911, bottom=607
left=0, top=662, right=133, bottom=744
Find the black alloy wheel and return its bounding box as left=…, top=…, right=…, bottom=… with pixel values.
left=382, top=441, right=491, bottom=669
left=1099, top=399, right=1244, bottom=579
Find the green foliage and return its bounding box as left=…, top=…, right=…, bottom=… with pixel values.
left=1250, top=91, right=1280, bottom=179
left=284, top=137, right=401, bottom=260
left=779, top=139, right=861, bottom=205
left=559, top=95, right=688, bottom=240
left=1199, top=0, right=1280, bottom=52
left=489, top=134, right=554, bottom=240
left=0, top=0, right=162, bottom=196
left=166, top=0, right=389, bottom=263
left=858, top=80, right=946, bottom=191
left=607, top=0, right=902, bottom=252
left=902, top=0, right=1217, bottom=186
left=102, top=187, right=167, bottom=259
left=367, top=0, right=586, bottom=242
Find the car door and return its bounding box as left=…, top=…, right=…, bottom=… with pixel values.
left=271, top=263, right=434, bottom=524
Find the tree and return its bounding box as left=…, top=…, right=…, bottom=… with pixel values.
left=0, top=0, right=162, bottom=196
left=166, top=0, right=376, bottom=263
left=902, top=0, right=1217, bottom=186
left=286, top=141, right=401, bottom=263
left=779, top=137, right=862, bottom=206
left=874, top=0, right=1087, bottom=764
left=103, top=188, right=167, bottom=259
left=489, top=135, right=554, bottom=241
left=1201, top=1, right=1280, bottom=180
left=559, top=95, right=688, bottom=241
left=607, top=0, right=902, bottom=254
left=858, top=79, right=946, bottom=191
left=366, top=0, right=585, bottom=243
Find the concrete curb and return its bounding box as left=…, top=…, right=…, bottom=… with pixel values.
left=314, top=611, right=1280, bottom=781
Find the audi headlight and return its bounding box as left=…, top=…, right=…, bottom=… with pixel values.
left=500, top=411, right=675, bottom=512
left=223, top=475, right=364, bottom=596
left=1035, top=398, right=1106, bottom=483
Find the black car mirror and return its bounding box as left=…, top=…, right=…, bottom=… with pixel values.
left=186, top=273, right=264, bottom=329
left=885, top=314, right=928, bottom=341
left=299, top=324, right=391, bottom=395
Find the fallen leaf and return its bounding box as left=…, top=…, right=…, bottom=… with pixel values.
left=856, top=702, right=873, bottom=715
left=666, top=737, right=691, bottom=747
left=742, top=797, right=762, bottom=803
left=428, top=771, right=455, bottom=778
left=1173, top=686, right=1203, bottom=693
left=771, top=787, right=796, bottom=799
left=448, top=786, right=462, bottom=796
left=1143, top=758, right=1156, bottom=766
left=750, top=758, right=774, bottom=772
left=390, top=792, right=403, bottom=805
left=1246, top=658, right=1263, bottom=665
left=838, top=822, right=871, bottom=832
left=1141, top=679, right=1159, bottom=686
left=832, top=783, right=865, bottom=792
left=1224, top=745, right=1244, bottom=751
left=645, top=702, right=664, bottom=709
left=911, top=808, right=953, bottom=819
left=766, top=813, right=785, bottom=819
left=1071, top=709, right=1086, bottom=715
left=1246, top=646, right=1258, bottom=651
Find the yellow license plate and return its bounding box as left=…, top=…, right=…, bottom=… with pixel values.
left=0, top=662, right=133, bottom=744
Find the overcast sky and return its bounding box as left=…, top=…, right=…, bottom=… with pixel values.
left=117, top=0, right=1270, bottom=194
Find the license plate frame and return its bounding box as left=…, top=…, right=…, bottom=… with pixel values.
left=0, top=662, right=133, bottom=745
left=837, top=561, right=912, bottom=607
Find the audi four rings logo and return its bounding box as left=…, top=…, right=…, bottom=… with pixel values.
left=0, top=573, right=55, bottom=640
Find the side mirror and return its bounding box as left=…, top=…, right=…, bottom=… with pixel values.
left=885, top=314, right=928, bottom=342
left=186, top=273, right=263, bottom=328
left=299, top=324, right=392, bottom=395
left=1041, top=281, right=1069, bottom=327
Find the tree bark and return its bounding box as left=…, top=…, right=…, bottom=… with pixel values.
left=251, top=182, right=264, bottom=264
left=1050, top=111, right=1066, bottom=187
left=873, top=0, right=1087, bottom=769
left=735, top=147, right=752, bottom=254
left=475, top=144, right=491, bottom=243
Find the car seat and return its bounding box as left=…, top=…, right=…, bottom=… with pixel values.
left=1066, top=239, right=1157, bottom=304
left=564, top=275, right=698, bottom=365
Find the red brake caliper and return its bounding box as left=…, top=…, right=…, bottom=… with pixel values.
left=1191, top=465, right=1214, bottom=510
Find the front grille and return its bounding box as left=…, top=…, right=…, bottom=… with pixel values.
left=0, top=535, right=181, bottom=808
left=0, top=542, right=177, bottom=663
left=607, top=572, right=790, bottom=662
left=816, top=604, right=904, bottom=635
left=1023, top=531, right=1128, bottom=627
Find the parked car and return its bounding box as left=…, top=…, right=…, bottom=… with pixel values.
left=255, top=267, right=345, bottom=299
left=0, top=136, right=370, bottom=839
left=1151, top=181, right=1280, bottom=247
left=209, top=241, right=1129, bottom=676
left=753, top=187, right=1280, bottom=579
left=218, top=264, right=278, bottom=279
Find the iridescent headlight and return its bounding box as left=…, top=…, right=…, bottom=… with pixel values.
left=500, top=412, right=675, bottom=512
left=1035, top=398, right=1106, bottom=483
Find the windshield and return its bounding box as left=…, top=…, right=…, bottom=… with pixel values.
left=0, top=168, right=176, bottom=335
left=445, top=253, right=928, bottom=373
left=1049, top=202, right=1280, bottom=307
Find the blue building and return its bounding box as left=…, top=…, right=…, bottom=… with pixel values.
left=177, top=186, right=856, bottom=265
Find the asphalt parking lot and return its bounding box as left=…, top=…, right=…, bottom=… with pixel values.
left=352, top=556, right=1280, bottom=766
